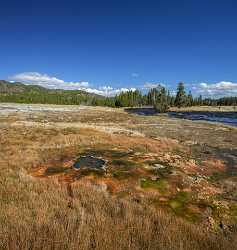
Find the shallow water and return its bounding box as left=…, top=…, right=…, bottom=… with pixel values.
left=169, top=111, right=237, bottom=127
left=73, top=156, right=106, bottom=170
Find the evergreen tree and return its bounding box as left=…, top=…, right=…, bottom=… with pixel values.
left=175, top=82, right=187, bottom=108
left=147, top=88, right=159, bottom=105
left=154, top=85, right=169, bottom=113
left=187, top=91, right=193, bottom=107
left=198, top=95, right=203, bottom=106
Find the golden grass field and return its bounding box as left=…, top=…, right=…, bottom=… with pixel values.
left=0, top=103, right=237, bottom=250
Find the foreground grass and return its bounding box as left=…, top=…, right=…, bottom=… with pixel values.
left=1, top=169, right=236, bottom=250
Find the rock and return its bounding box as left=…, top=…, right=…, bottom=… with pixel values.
left=150, top=176, right=159, bottom=181
left=153, top=163, right=166, bottom=169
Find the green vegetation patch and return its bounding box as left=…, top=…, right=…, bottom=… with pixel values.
left=230, top=204, right=237, bottom=218
left=170, top=200, right=183, bottom=209
left=140, top=178, right=169, bottom=192
left=169, top=192, right=189, bottom=210
left=169, top=192, right=201, bottom=222
left=175, top=191, right=190, bottom=203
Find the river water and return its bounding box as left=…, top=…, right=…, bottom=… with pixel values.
left=169, top=111, right=237, bottom=127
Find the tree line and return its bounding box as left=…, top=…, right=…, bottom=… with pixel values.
left=1, top=82, right=237, bottom=110
left=109, top=82, right=237, bottom=112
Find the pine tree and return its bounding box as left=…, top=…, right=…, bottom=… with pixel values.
left=154, top=85, right=169, bottom=113
left=175, top=82, right=187, bottom=108
left=198, top=95, right=203, bottom=106
left=187, top=91, right=193, bottom=107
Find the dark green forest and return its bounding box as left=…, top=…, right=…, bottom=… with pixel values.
left=0, top=80, right=236, bottom=110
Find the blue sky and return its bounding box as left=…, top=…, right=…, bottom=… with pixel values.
left=1, top=0, right=237, bottom=97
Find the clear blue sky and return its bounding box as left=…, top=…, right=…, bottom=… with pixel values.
left=1, top=0, right=237, bottom=96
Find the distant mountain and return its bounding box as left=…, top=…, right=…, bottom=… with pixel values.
left=0, top=80, right=105, bottom=105
left=0, top=80, right=49, bottom=93
left=0, top=80, right=102, bottom=96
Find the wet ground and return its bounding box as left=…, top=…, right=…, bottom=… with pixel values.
left=73, top=156, right=106, bottom=170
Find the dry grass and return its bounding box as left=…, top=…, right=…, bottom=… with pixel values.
left=170, top=105, right=237, bottom=112
left=1, top=170, right=236, bottom=250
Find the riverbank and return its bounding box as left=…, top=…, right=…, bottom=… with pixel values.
left=170, top=105, right=237, bottom=112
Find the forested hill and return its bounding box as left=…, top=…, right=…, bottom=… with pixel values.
left=1, top=80, right=237, bottom=108
left=0, top=80, right=106, bottom=105
left=0, top=80, right=48, bottom=93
